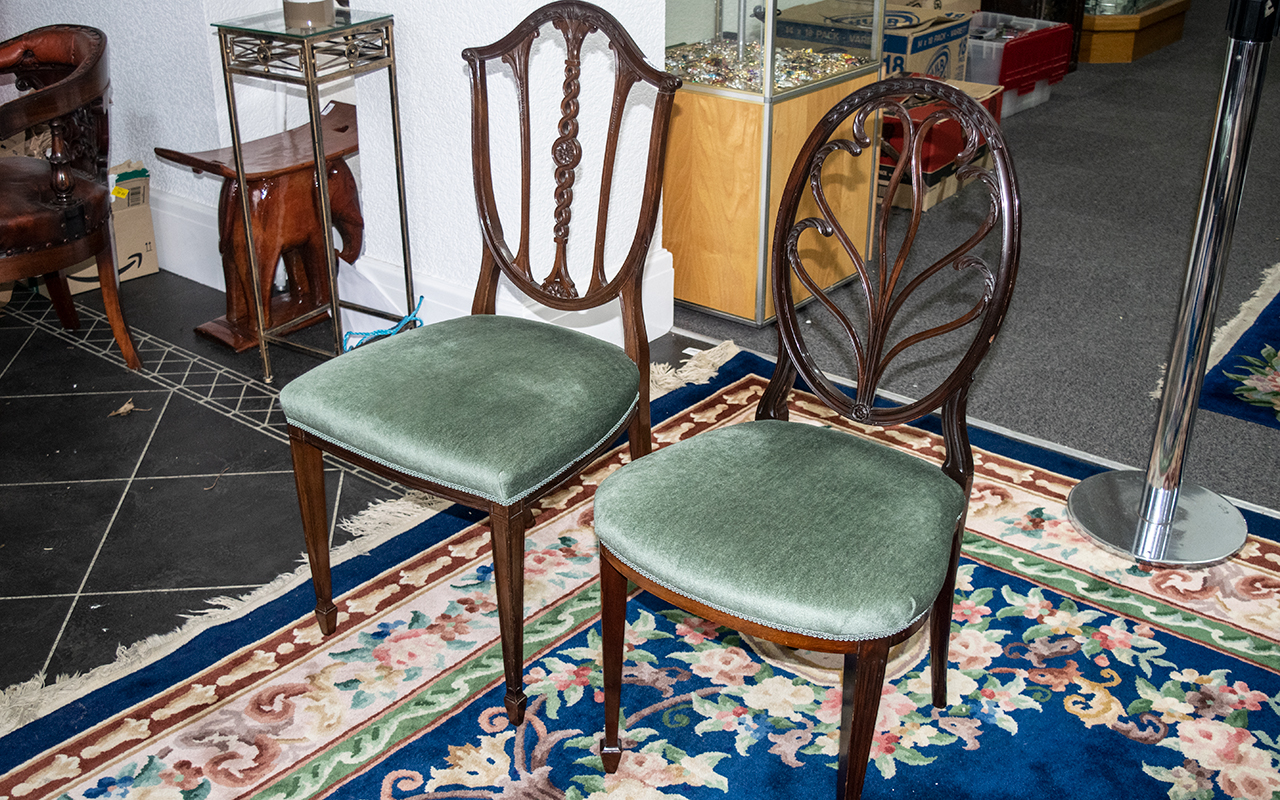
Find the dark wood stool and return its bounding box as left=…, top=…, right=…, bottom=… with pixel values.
left=155, top=102, right=363, bottom=352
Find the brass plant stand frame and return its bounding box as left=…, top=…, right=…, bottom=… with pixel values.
left=213, top=8, right=414, bottom=382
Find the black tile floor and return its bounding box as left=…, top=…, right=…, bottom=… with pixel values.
left=0, top=271, right=713, bottom=693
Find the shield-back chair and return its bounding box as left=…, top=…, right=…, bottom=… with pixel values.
left=279, top=1, right=680, bottom=725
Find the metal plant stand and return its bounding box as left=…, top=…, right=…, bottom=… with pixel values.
left=1067, top=0, right=1279, bottom=567
left=214, top=8, right=414, bottom=383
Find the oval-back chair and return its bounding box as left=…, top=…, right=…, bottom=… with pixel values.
left=594, top=76, right=1020, bottom=799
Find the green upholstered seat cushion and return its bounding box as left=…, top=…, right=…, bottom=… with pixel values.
left=593, top=419, right=967, bottom=641
left=280, top=314, right=639, bottom=505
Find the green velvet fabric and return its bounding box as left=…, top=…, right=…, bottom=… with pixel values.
left=280, top=315, right=639, bottom=505
left=593, top=420, right=966, bottom=641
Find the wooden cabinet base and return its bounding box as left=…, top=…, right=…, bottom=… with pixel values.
left=1078, top=0, right=1189, bottom=64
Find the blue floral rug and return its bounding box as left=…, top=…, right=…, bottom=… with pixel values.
left=2, top=353, right=1277, bottom=800
left=1200, top=265, right=1280, bottom=431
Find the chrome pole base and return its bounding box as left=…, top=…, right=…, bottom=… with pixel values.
left=1067, top=470, right=1248, bottom=568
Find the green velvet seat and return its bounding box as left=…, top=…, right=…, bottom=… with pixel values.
left=596, top=77, right=1021, bottom=800
left=281, top=1, right=681, bottom=730
left=594, top=420, right=965, bottom=641
left=282, top=315, right=640, bottom=505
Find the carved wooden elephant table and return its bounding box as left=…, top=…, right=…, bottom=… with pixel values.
left=155, top=102, right=363, bottom=352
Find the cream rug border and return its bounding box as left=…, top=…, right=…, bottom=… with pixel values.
left=1152, top=261, right=1280, bottom=397
left=0, top=340, right=741, bottom=738
left=1206, top=261, right=1280, bottom=371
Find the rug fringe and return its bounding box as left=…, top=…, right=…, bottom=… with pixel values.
left=651, top=339, right=740, bottom=399
left=1, top=344, right=742, bottom=737
left=1206, top=261, right=1280, bottom=371
left=0, top=492, right=445, bottom=737
left=1149, top=261, right=1280, bottom=398
left=337, top=490, right=452, bottom=542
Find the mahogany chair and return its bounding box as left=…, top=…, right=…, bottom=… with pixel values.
left=594, top=77, right=1020, bottom=799
left=0, top=25, right=141, bottom=370
left=279, top=1, right=680, bottom=725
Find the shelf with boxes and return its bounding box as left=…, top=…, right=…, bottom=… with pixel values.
left=664, top=0, right=894, bottom=325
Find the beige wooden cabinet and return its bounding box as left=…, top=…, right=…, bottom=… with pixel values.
left=663, top=0, right=885, bottom=324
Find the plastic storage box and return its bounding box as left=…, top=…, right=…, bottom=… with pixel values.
left=967, top=11, right=1073, bottom=118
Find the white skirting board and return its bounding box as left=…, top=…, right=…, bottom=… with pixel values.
left=148, top=189, right=675, bottom=347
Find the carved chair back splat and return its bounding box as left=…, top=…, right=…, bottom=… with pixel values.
left=762, top=76, right=1020, bottom=472
left=463, top=1, right=681, bottom=354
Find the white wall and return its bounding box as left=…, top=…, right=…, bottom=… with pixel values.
left=1, top=0, right=673, bottom=344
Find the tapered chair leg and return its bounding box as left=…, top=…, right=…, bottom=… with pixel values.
left=489, top=504, right=529, bottom=724
left=836, top=641, right=890, bottom=800
left=95, top=248, right=141, bottom=370
left=599, top=548, right=628, bottom=773
left=930, top=529, right=964, bottom=708
left=289, top=433, right=337, bottom=634
left=626, top=412, right=652, bottom=461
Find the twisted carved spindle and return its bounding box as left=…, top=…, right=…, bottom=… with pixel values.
left=544, top=18, right=594, bottom=299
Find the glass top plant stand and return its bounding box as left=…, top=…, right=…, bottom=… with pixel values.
left=213, top=8, right=414, bottom=382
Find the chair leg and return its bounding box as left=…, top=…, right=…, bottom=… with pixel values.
left=289, top=434, right=338, bottom=634
left=599, top=547, right=628, bottom=773
left=836, top=641, right=890, bottom=800
left=930, top=530, right=964, bottom=708
left=489, top=505, right=529, bottom=724
left=42, top=271, right=80, bottom=330
left=626, top=410, right=651, bottom=460
left=94, top=248, right=142, bottom=370
left=929, top=593, right=953, bottom=709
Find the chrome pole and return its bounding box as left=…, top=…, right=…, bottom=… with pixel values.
left=1067, top=0, right=1278, bottom=567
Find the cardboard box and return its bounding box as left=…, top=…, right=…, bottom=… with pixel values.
left=46, top=160, right=160, bottom=296
left=877, top=76, right=1003, bottom=211
left=777, top=2, right=972, bottom=81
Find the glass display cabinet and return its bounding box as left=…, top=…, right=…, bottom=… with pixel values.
left=663, top=0, right=885, bottom=324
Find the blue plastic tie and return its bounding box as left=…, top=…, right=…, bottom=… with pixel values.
left=343, top=296, right=424, bottom=351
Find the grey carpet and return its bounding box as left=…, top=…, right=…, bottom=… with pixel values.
left=673, top=0, right=1280, bottom=512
